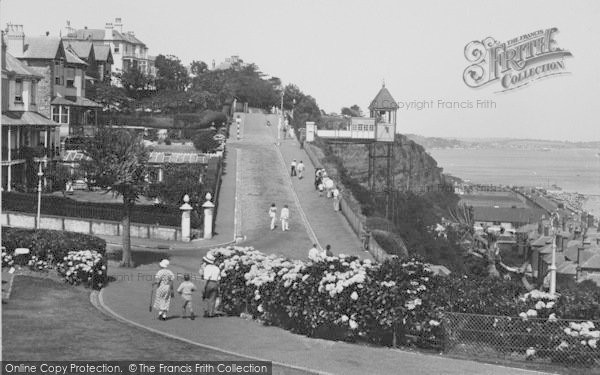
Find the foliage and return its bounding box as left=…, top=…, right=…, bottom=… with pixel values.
left=117, top=66, right=154, bottom=99
left=190, top=60, right=208, bottom=76
left=1, top=227, right=106, bottom=262
left=193, top=129, right=220, bottom=153
left=87, top=81, right=132, bottom=112
left=80, top=127, right=149, bottom=267
left=341, top=106, right=362, bottom=117
left=155, top=54, right=190, bottom=92
left=57, top=250, right=107, bottom=290
left=2, top=250, right=15, bottom=268
left=27, top=255, right=51, bottom=272
left=370, top=229, right=409, bottom=258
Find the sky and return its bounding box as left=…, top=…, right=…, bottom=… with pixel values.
left=2, top=0, right=599, bottom=141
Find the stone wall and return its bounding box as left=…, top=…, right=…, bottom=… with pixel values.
left=26, top=61, right=53, bottom=119
left=1, top=211, right=182, bottom=241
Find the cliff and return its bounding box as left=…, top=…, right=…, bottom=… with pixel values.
left=324, top=134, right=445, bottom=193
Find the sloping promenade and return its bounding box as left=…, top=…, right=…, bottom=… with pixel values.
left=99, top=112, right=550, bottom=374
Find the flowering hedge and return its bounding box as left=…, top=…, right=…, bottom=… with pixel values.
left=211, top=246, right=442, bottom=347
left=210, top=246, right=600, bottom=366
left=57, top=250, right=107, bottom=290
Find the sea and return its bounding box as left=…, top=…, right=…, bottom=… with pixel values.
left=428, top=147, right=600, bottom=216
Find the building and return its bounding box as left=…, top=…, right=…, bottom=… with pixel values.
left=1, top=33, right=60, bottom=191
left=62, top=40, right=114, bottom=87
left=4, top=24, right=102, bottom=143
left=369, top=82, right=399, bottom=125
left=472, top=206, right=546, bottom=231
left=63, top=18, right=153, bottom=78
left=212, top=55, right=245, bottom=71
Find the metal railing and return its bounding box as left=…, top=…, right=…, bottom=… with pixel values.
left=442, top=311, right=600, bottom=369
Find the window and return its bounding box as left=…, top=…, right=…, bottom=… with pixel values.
left=357, top=124, right=363, bottom=131
left=66, top=79, right=75, bottom=88
left=114, top=46, right=120, bottom=53
left=52, top=105, right=69, bottom=124
left=30, top=82, right=36, bottom=104
left=14, top=79, right=23, bottom=102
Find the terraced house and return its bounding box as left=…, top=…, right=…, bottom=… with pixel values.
left=1, top=32, right=60, bottom=191
left=4, top=24, right=102, bottom=143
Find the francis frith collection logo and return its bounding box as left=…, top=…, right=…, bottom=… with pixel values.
left=463, top=28, right=572, bottom=92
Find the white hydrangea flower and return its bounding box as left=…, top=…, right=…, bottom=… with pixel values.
left=350, top=291, right=359, bottom=301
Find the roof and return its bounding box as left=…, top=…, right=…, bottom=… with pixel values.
left=581, top=253, right=600, bottom=270
left=148, top=152, right=209, bottom=164
left=5, top=52, right=41, bottom=78
left=93, top=45, right=112, bottom=63
left=51, top=96, right=102, bottom=108
left=63, top=46, right=88, bottom=65
left=531, top=235, right=553, bottom=247
left=473, top=206, right=545, bottom=225
left=565, top=245, right=600, bottom=262
left=63, top=40, right=93, bottom=60
left=369, top=84, right=399, bottom=110
left=66, top=29, right=146, bottom=46
left=2, top=111, right=59, bottom=127
left=62, top=150, right=211, bottom=164
left=22, top=37, right=61, bottom=59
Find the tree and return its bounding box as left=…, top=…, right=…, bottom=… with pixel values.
left=80, top=128, right=149, bottom=267
left=87, top=81, right=132, bottom=112
left=190, top=60, right=208, bottom=76
left=350, top=104, right=363, bottom=116
left=155, top=54, right=190, bottom=92
left=193, top=129, right=220, bottom=153
left=118, top=67, right=153, bottom=99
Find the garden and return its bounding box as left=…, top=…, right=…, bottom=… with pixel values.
left=208, top=245, right=600, bottom=371
left=1, top=227, right=107, bottom=290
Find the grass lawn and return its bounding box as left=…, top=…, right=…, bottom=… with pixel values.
left=2, top=276, right=312, bottom=374
left=148, top=142, right=197, bottom=153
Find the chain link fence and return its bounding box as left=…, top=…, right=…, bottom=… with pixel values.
left=441, top=312, right=600, bottom=371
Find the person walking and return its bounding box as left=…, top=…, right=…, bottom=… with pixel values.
left=177, top=273, right=197, bottom=320
left=308, top=244, right=325, bottom=262
left=297, top=161, right=305, bottom=179
left=332, top=187, right=341, bottom=211
left=280, top=205, right=290, bottom=231
left=290, top=159, right=297, bottom=176
left=202, top=253, right=221, bottom=318
left=314, top=168, right=322, bottom=190
left=268, top=203, right=277, bottom=230
left=153, top=259, right=175, bottom=320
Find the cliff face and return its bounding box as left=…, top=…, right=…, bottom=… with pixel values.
left=328, top=134, right=445, bottom=193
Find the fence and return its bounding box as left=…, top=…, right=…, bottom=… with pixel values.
left=442, top=312, right=600, bottom=370
left=2, top=192, right=181, bottom=227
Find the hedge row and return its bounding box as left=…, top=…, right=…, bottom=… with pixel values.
left=2, top=192, right=182, bottom=227
left=1, top=227, right=106, bottom=262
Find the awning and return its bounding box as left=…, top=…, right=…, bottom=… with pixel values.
left=51, top=96, right=102, bottom=108
left=2, top=111, right=59, bottom=127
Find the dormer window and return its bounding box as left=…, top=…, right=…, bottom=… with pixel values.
left=14, top=79, right=23, bottom=103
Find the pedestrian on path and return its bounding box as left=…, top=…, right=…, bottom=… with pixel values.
left=290, top=159, right=297, bottom=177
left=153, top=259, right=175, bottom=320
left=297, top=161, right=305, bottom=179
left=280, top=205, right=290, bottom=231
left=318, top=181, right=324, bottom=197
left=324, top=177, right=334, bottom=198
left=177, top=273, right=196, bottom=320
left=202, top=253, right=221, bottom=318
left=332, top=187, right=340, bottom=211
left=268, top=203, right=278, bottom=230
left=325, top=244, right=333, bottom=257
left=314, top=168, right=322, bottom=190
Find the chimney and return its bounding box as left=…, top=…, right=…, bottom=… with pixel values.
left=115, top=18, right=123, bottom=32
left=1, top=31, right=7, bottom=71
left=104, top=22, right=114, bottom=42
left=5, top=23, right=25, bottom=57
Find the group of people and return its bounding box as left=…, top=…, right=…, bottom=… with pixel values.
left=290, top=159, right=305, bottom=179
left=152, top=253, right=222, bottom=321
left=268, top=203, right=290, bottom=231
left=314, top=168, right=341, bottom=211
left=308, top=243, right=333, bottom=261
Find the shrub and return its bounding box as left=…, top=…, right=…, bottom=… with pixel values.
left=1, top=227, right=106, bottom=263
left=57, top=250, right=107, bottom=289
left=371, top=229, right=408, bottom=258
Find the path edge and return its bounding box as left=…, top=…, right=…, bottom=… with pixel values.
left=94, top=288, right=330, bottom=375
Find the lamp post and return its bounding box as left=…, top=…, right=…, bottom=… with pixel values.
left=549, top=211, right=559, bottom=296
left=36, top=162, right=43, bottom=229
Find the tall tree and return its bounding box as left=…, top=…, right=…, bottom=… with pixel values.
left=155, top=54, right=190, bottom=91
left=118, top=66, right=153, bottom=99
left=80, top=128, right=149, bottom=267
left=190, top=60, right=208, bottom=76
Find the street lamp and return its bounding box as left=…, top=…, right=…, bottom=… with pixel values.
left=549, top=211, right=559, bottom=296
left=36, top=162, right=44, bottom=229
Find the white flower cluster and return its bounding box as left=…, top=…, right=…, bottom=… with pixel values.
left=520, top=289, right=557, bottom=302
left=59, top=250, right=104, bottom=285
left=27, top=255, right=51, bottom=271
left=562, top=321, right=600, bottom=350
left=1, top=251, right=14, bottom=267
left=317, top=260, right=369, bottom=298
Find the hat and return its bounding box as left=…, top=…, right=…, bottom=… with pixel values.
left=203, top=253, right=215, bottom=264
left=159, top=259, right=170, bottom=268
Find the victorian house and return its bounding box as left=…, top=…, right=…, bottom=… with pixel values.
left=1, top=31, right=60, bottom=191
left=4, top=24, right=102, bottom=144
left=63, top=18, right=154, bottom=78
